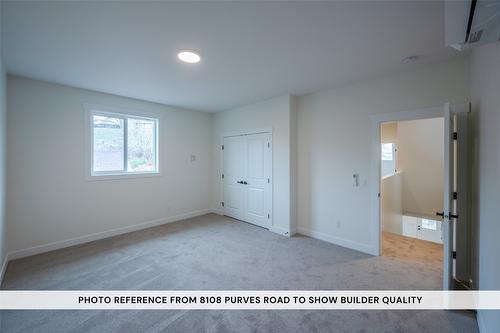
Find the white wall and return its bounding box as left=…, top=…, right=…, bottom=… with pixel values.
left=213, top=95, right=295, bottom=235
left=0, top=2, right=8, bottom=277
left=397, top=117, right=444, bottom=217
left=297, top=57, right=470, bottom=254
left=381, top=172, right=402, bottom=235
left=6, top=76, right=213, bottom=255
left=470, top=43, right=500, bottom=333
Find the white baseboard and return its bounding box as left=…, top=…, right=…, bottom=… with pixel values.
left=296, top=227, right=374, bottom=255
left=269, top=225, right=291, bottom=237
left=6, top=208, right=214, bottom=261
left=211, top=208, right=223, bottom=215
left=0, top=254, right=8, bottom=285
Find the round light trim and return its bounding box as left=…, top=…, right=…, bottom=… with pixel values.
left=177, top=51, right=201, bottom=64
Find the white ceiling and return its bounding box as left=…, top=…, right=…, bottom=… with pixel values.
left=2, top=1, right=461, bottom=112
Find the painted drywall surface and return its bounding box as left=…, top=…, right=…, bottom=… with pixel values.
left=213, top=95, right=293, bottom=234
left=6, top=76, right=213, bottom=252
left=0, top=3, right=7, bottom=274
left=397, top=118, right=444, bottom=217
left=289, top=95, right=298, bottom=233
left=470, top=43, right=500, bottom=333
left=381, top=172, right=402, bottom=235
left=297, top=56, right=470, bottom=254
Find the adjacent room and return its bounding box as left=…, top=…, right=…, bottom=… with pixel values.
left=0, top=1, right=499, bottom=332
left=380, top=118, right=445, bottom=270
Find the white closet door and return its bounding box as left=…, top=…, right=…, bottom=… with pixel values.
left=222, top=136, right=246, bottom=221
left=223, top=133, right=272, bottom=229
left=244, top=133, right=271, bottom=228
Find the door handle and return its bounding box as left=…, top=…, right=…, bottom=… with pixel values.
left=436, top=212, right=459, bottom=220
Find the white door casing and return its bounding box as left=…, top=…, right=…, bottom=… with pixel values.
left=222, top=132, right=272, bottom=229
left=442, top=102, right=455, bottom=290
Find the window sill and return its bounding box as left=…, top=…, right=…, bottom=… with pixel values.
left=86, top=172, right=161, bottom=182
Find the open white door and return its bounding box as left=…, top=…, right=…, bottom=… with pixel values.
left=441, top=103, right=456, bottom=290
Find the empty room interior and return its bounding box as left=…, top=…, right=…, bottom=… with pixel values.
left=0, top=1, right=499, bottom=332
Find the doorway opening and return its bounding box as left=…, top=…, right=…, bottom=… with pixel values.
left=371, top=104, right=472, bottom=290
left=379, top=118, right=444, bottom=270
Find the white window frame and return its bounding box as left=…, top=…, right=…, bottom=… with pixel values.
left=85, top=104, right=160, bottom=180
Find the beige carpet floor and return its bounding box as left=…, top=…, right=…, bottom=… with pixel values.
left=0, top=214, right=477, bottom=333
left=382, top=231, right=443, bottom=267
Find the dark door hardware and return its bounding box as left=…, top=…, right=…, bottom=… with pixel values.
left=436, top=212, right=459, bottom=219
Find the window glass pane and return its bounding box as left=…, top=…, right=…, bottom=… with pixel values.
left=93, top=115, right=124, bottom=172
left=421, top=219, right=438, bottom=230
left=381, top=143, right=393, bottom=161
left=127, top=118, right=156, bottom=172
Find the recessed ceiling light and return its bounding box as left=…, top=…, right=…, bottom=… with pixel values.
left=401, top=55, right=420, bottom=64
left=177, top=50, right=201, bottom=64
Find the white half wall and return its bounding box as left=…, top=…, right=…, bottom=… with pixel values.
left=397, top=117, right=444, bottom=217
left=213, top=95, right=296, bottom=235
left=6, top=76, right=213, bottom=254
left=470, top=43, right=500, bottom=333
left=297, top=57, right=470, bottom=255
left=381, top=172, right=403, bottom=235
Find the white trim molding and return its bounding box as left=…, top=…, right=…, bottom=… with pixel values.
left=297, top=227, right=374, bottom=255
left=1, top=255, right=8, bottom=285
left=6, top=209, right=214, bottom=261
left=269, top=225, right=291, bottom=237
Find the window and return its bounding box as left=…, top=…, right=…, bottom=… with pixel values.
left=381, top=142, right=397, bottom=178
left=421, top=219, right=438, bottom=231
left=381, top=143, right=394, bottom=161
left=90, top=109, right=158, bottom=177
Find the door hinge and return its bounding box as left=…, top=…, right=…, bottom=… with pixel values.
left=453, top=192, right=458, bottom=200
left=222, top=145, right=224, bottom=150
left=267, top=214, right=270, bottom=219
left=221, top=202, right=224, bottom=207
left=453, top=132, right=458, bottom=140
left=222, top=173, right=224, bottom=179
left=452, top=251, right=456, bottom=259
